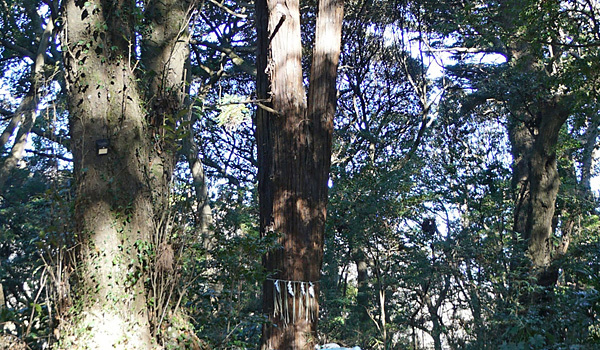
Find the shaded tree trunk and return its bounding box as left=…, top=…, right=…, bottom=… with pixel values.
left=353, top=248, right=370, bottom=325
left=501, top=1, right=571, bottom=288
left=509, top=99, right=569, bottom=287
left=185, top=114, right=214, bottom=248
left=255, top=0, right=344, bottom=348
left=61, top=0, right=191, bottom=348
left=510, top=93, right=569, bottom=289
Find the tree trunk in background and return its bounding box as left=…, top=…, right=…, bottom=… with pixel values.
left=255, top=0, right=343, bottom=348
left=61, top=0, right=191, bottom=348
left=580, top=112, right=599, bottom=196
left=0, top=17, right=55, bottom=190
left=501, top=0, right=570, bottom=288
left=353, top=248, right=370, bottom=325
left=0, top=282, right=4, bottom=311
left=186, top=119, right=214, bottom=248
left=509, top=99, right=569, bottom=287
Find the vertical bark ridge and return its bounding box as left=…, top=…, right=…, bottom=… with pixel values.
left=256, top=0, right=344, bottom=348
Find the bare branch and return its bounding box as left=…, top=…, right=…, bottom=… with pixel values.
left=207, top=0, right=248, bottom=18
left=194, top=40, right=256, bottom=76
left=25, top=149, right=73, bottom=162
left=0, top=17, right=55, bottom=189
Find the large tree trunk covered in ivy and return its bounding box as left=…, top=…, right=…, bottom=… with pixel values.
left=255, top=0, right=343, bottom=348
left=61, top=0, right=191, bottom=348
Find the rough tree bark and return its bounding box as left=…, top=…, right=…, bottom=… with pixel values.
left=61, top=0, right=192, bottom=348
left=500, top=1, right=571, bottom=288
left=509, top=99, right=569, bottom=287
left=255, top=0, right=344, bottom=348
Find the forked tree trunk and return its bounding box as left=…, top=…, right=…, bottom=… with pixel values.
left=255, top=0, right=344, bottom=348
left=61, top=0, right=191, bottom=348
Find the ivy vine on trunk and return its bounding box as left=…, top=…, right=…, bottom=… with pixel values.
left=61, top=0, right=194, bottom=348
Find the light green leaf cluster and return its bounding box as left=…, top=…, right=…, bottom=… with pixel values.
left=216, top=94, right=250, bottom=130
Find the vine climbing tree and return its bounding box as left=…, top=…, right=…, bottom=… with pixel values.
left=60, top=0, right=196, bottom=348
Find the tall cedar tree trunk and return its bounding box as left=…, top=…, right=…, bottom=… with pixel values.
left=255, top=0, right=343, bottom=348
left=503, top=2, right=570, bottom=287
left=62, top=0, right=190, bottom=348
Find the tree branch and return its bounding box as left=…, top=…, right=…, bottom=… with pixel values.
left=25, top=149, right=72, bottom=162
left=193, top=40, right=256, bottom=76
left=207, top=0, right=248, bottom=18
left=0, top=38, right=35, bottom=60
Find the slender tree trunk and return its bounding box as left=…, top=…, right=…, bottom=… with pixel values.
left=185, top=115, right=214, bottom=248
left=430, top=312, right=442, bottom=350
left=0, top=17, right=55, bottom=190
left=183, top=73, right=216, bottom=250
left=424, top=276, right=450, bottom=350
left=0, top=281, right=4, bottom=311
left=580, top=112, right=599, bottom=196
left=61, top=0, right=191, bottom=348
left=353, top=248, right=370, bottom=325
left=255, top=0, right=343, bottom=348
left=378, top=288, right=387, bottom=348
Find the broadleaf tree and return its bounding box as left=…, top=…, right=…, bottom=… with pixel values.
left=60, top=0, right=197, bottom=348
left=417, top=0, right=599, bottom=288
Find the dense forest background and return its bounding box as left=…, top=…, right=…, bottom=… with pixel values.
left=1, top=0, right=599, bottom=349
